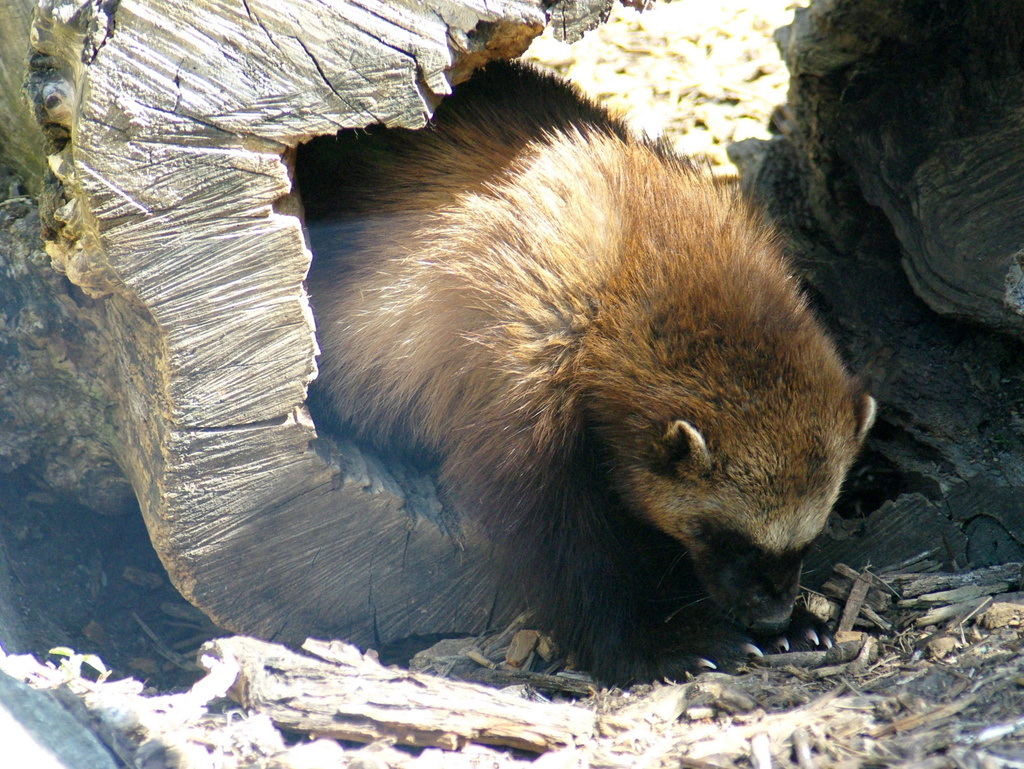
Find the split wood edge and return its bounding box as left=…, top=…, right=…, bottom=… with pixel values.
left=203, top=636, right=595, bottom=753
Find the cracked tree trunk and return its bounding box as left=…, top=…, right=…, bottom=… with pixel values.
left=2, top=0, right=614, bottom=651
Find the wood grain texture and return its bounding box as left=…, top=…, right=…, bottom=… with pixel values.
left=23, top=0, right=613, bottom=647
left=205, top=636, right=595, bottom=752
left=744, top=0, right=1024, bottom=584
left=0, top=0, right=44, bottom=194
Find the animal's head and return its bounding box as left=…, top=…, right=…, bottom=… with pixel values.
left=584, top=334, right=875, bottom=631
left=637, top=390, right=874, bottom=631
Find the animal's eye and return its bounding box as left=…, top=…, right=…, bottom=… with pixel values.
left=693, top=522, right=755, bottom=559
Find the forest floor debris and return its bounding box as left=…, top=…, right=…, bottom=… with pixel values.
left=5, top=560, right=1024, bottom=767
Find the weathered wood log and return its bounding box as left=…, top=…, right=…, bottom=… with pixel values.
left=775, top=0, right=1024, bottom=338
left=205, top=636, right=595, bottom=752
left=0, top=0, right=137, bottom=518
left=0, top=631, right=897, bottom=769
left=0, top=0, right=45, bottom=194
left=5, top=0, right=613, bottom=654
left=885, top=563, right=1024, bottom=600
left=0, top=668, right=119, bottom=769
left=3, top=0, right=1022, bottom=678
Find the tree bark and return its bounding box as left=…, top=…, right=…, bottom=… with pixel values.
left=738, top=0, right=1024, bottom=578
left=776, top=0, right=1024, bottom=337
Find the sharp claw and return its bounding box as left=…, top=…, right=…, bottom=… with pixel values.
left=805, top=628, right=820, bottom=647
left=823, top=634, right=834, bottom=650
left=697, top=657, right=718, bottom=670
left=777, top=636, right=790, bottom=652
left=742, top=643, right=764, bottom=658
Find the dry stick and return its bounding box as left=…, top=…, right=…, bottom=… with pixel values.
left=956, top=596, right=994, bottom=627
left=859, top=605, right=893, bottom=631
left=460, top=666, right=596, bottom=697
left=914, top=595, right=997, bottom=628
left=886, top=563, right=1023, bottom=599
left=833, top=563, right=901, bottom=598
left=131, top=611, right=198, bottom=671
left=758, top=640, right=862, bottom=671
left=881, top=548, right=943, bottom=573
left=837, top=573, right=872, bottom=635
left=758, top=651, right=828, bottom=669
left=482, top=612, right=533, bottom=657
left=869, top=695, right=979, bottom=739
left=900, top=584, right=1011, bottom=609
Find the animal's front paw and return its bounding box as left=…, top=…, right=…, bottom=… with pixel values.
left=651, top=604, right=833, bottom=679
left=750, top=604, right=833, bottom=656
left=650, top=615, right=771, bottom=678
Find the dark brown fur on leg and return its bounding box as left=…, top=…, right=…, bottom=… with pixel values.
left=300, top=61, right=874, bottom=685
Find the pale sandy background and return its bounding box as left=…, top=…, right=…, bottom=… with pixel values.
left=526, top=0, right=802, bottom=175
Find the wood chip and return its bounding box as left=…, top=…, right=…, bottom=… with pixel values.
left=268, top=739, right=347, bottom=769
left=685, top=705, right=717, bottom=721
left=803, top=592, right=837, bottom=624
left=791, top=727, right=815, bottom=769
left=751, top=732, right=772, bottom=769
left=979, top=600, right=1024, bottom=629
left=536, top=634, right=558, bottom=662
left=506, top=630, right=541, bottom=668
left=847, top=636, right=878, bottom=676
left=689, top=680, right=760, bottom=714
left=926, top=635, right=960, bottom=660
left=614, top=683, right=687, bottom=722
left=465, top=647, right=497, bottom=669
left=869, top=695, right=979, bottom=739
left=812, top=664, right=850, bottom=679
left=833, top=631, right=864, bottom=645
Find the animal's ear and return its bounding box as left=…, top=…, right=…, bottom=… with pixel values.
left=655, top=419, right=712, bottom=474
left=854, top=393, right=876, bottom=443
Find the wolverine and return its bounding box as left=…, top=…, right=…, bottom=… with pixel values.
left=299, top=61, right=875, bottom=685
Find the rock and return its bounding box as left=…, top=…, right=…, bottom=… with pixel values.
left=0, top=669, right=118, bottom=769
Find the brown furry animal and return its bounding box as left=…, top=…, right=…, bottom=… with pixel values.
left=300, top=61, right=875, bottom=685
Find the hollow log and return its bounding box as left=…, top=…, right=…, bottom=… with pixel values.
left=775, top=0, right=1024, bottom=337
left=5, top=0, right=614, bottom=653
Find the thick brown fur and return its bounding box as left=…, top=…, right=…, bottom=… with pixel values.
left=300, top=61, right=874, bottom=685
